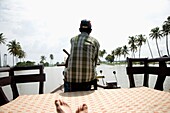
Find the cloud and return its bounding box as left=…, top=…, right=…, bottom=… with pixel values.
left=0, top=0, right=170, bottom=65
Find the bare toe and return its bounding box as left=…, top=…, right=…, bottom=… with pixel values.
left=55, top=100, right=60, bottom=107
left=55, top=99, right=72, bottom=113
left=82, top=104, right=88, bottom=110
left=76, top=104, right=88, bottom=113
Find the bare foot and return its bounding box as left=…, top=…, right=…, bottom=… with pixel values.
left=55, top=99, right=72, bottom=113
left=76, top=104, right=88, bottom=113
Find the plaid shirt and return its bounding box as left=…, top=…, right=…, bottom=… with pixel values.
left=65, top=32, right=100, bottom=83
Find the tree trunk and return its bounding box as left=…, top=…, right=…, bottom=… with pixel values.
left=13, top=55, right=14, bottom=66
left=156, top=39, right=161, bottom=57
left=146, top=38, right=153, bottom=58
left=166, top=35, right=169, bottom=56
left=0, top=51, right=1, bottom=67
left=139, top=46, right=141, bottom=58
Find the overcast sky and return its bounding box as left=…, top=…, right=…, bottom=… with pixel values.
left=0, top=0, right=170, bottom=65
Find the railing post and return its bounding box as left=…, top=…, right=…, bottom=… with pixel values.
left=143, top=59, right=149, bottom=87
left=154, top=61, right=167, bottom=91
left=127, top=58, right=135, bottom=88
left=9, top=68, right=19, bottom=99
left=93, top=79, right=97, bottom=90
left=39, top=65, right=44, bottom=94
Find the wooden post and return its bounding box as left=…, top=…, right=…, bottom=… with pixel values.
left=39, top=65, right=44, bottom=94
left=154, top=61, right=167, bottom=91
left=9, top=68, right=19, bottom=100
left=143, top=59, right=149, bottom=87
left=93, top=79, right=97, bottom=90
left=127, top=58, right=135, bottom=88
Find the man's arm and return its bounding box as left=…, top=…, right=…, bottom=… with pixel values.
left=94, top=49, right=99, bottom=66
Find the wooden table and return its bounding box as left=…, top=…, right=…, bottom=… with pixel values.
left=0, top=87, right=170, bottom=113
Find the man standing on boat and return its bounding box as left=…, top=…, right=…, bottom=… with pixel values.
left=64, top=19, right=100, bottom=92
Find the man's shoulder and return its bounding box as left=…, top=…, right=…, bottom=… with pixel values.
left=89, top=36, right=97, bottom=40
left=71, top=35, right=79, bottom=41
left=89, top=36, right=99, bottom=44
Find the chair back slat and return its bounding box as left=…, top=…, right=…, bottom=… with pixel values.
left=0, top=65, right=46, bottom=106
left=126, top=57, right=170, bottom=91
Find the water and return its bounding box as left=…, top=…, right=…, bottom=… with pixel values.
left=1, top=64, right=170, bottom=100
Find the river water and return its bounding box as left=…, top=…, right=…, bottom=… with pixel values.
left=2, top=64, right=170, bottom=100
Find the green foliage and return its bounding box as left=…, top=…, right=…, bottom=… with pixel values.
left=0, top=33, right=6, bottom=44
left=105, top=54, right=114, bottom=63
left=149, top=27, right=163, bottom=57
left=39, top=61, right=49, bottom=67
left=43, top=62, right=49, bottom=66
left=16, top=61, right=35, bottom=66
left=99, top=49, right=107, bottom=57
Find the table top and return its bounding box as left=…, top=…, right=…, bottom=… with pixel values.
left=0, top=87, right=170, bottom=113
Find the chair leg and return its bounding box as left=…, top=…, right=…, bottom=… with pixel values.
left=93, top=79, right=97, bottom=90
left=0, top=87, right=9, bottom=106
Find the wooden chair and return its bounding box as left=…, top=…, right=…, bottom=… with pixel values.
left=0, top=75, right=11, bottom=106
left=12, top=65, right=46, bottom=94
left=126, top=57, right=170, bottom=91
left=0, top=65, right=46, bottom=106
left=0, top=67, right=19, bottom=106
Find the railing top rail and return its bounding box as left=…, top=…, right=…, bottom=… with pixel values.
left=127, top=57, right=170, bottom=62
left=0, top=67, right=11, bottom=72
left=148, top=57, right=170, bottom=62
left=11, top=65, right=44, bottom=71
left=0, top=65, right=44, bottom=73
left=127, top=58, right=148, bottom=62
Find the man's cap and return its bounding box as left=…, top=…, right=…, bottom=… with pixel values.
left=80, top=20, right=91, bottom=29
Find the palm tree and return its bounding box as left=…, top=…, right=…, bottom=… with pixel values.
left=111, top=50, right=115, bottom=63
left=99, top=49, right=107, bottom=58
left=146, top=37, right=153, bottom=58
left=121, top=45, right=129, bottom=59
left=0, top=33, right=6, bottom=67
left=105, top=54, right=114, bottom=63
left=128, top=36, right=137, bottom=58
left=111, top=50, right=114, bottom=55
left=136, top=34, right=146, bottom=58
left=99, top=49, right=107, bottom=62
left=40, top=56, right=46, bottom=64
left=18, top=50, right=26, bottom=62
left=49, top=54, right=54, bottom=66
left=6, top=40, right=21, bottom=66
left=149, top=27, right=163, bottom=57
left=114, top=48, right=119, bottom=62
left=114, top=47, right=122, bottom=62
left=162, top=16, right=170, bottom=56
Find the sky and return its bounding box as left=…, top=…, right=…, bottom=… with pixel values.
left=0, top=0, right=170, bottom=66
